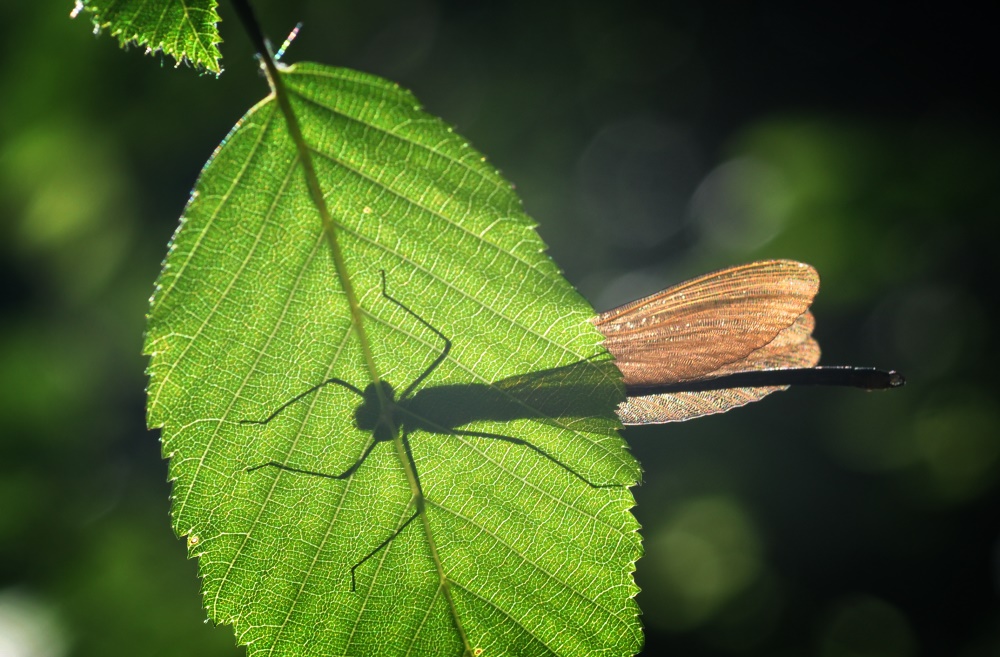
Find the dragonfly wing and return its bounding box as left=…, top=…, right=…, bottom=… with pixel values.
left=616, top=311, right=821, bottom=424
left=591, top=260, right=820, bottom=387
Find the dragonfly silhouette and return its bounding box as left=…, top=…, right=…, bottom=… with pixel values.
left=244, top=260, right=902, bottom=588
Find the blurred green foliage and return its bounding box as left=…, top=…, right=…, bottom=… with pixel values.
left=0, top=1, right=996, bottom=656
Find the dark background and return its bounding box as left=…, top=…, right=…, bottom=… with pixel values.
left=1, top=1, right=997, bottom=655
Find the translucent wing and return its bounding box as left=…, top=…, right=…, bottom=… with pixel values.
left=591, top=260, right=822, bottom=424
left=615, top=312, right=820, bottom=424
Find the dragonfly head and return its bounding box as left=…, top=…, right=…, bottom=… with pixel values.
left=354, top=381, right=398, bottom=442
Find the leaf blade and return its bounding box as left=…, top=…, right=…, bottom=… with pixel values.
left=74, top=0, right=222, bottom=73
left=145, top=62, right=641, bottom=656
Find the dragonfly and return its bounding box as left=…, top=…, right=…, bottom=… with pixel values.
left=592, top=259, right=903, bottom=424
left=244, top=260, right=902, bottom=589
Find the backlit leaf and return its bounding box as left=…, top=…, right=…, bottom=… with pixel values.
left=73, top=0, right=222, bottom=73
left=144, top=63, right=642, bottom=656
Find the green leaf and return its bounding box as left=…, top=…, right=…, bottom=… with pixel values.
left=73, top=0, right=222, bottom=74
left=144, top=62, right=642, bottom=656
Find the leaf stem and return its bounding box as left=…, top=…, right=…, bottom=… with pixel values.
left=228, top=3, right=475, bottom=653
left=229, top=0, right=384, bottom=391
